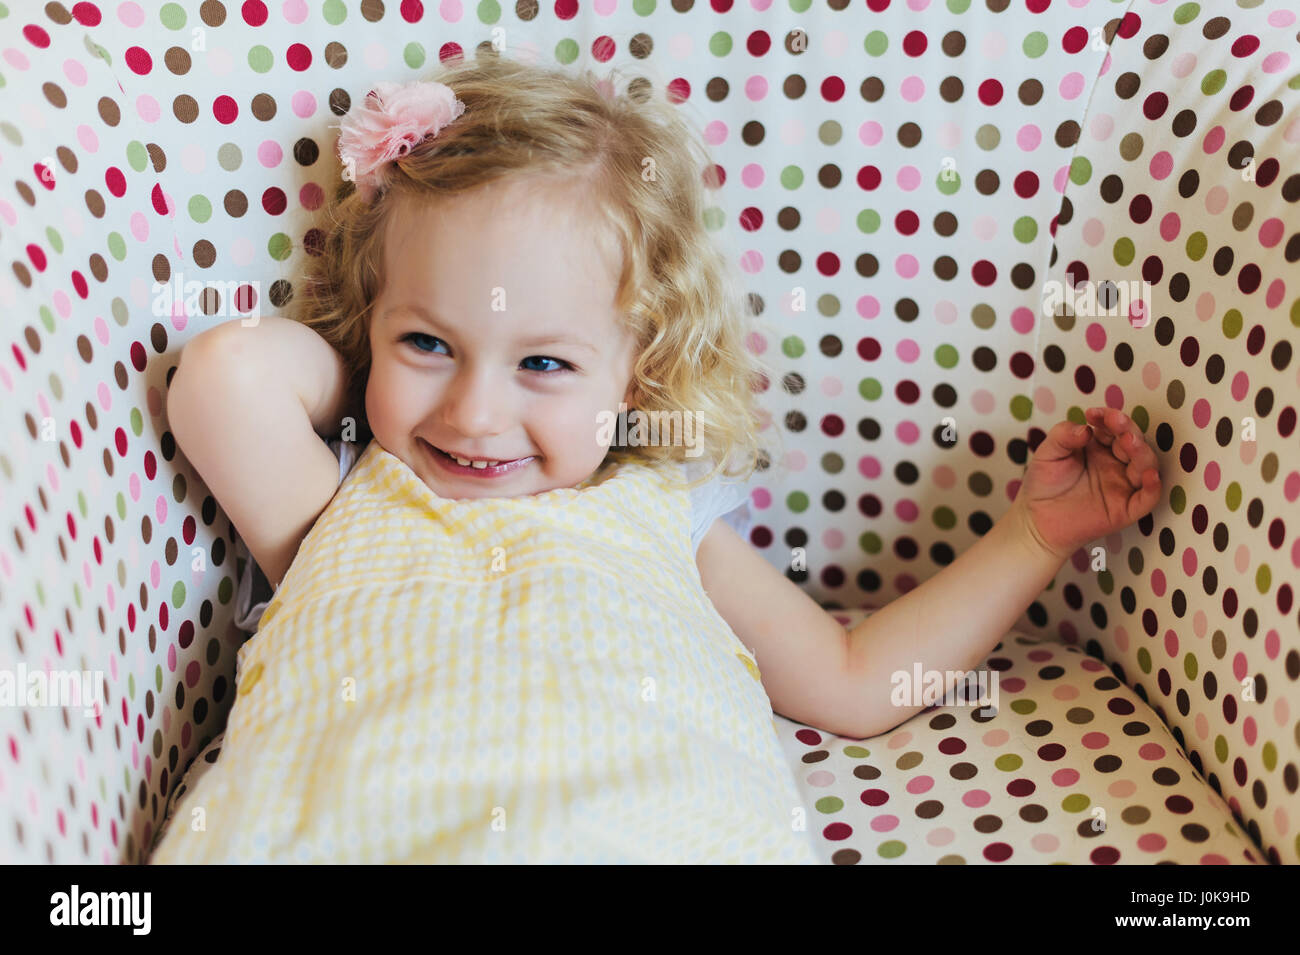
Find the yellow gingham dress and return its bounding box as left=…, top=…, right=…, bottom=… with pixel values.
left=151, top=439, right=819, bottom=864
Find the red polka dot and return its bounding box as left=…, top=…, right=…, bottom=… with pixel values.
left=1063, top=26, right=1089, bottom=54
left=213, top=95, right=239, bottom=124
left=739, top=207, right=763, bottom=231
left=746, top=31, right=772, bottom=56
left=816, top=252, right=840, bottom=276
left=902, top=31, right=927, bottom=56
left=22, top=25, right=51, bottom=48
left=286, top=43, right=312, bottom=71
left=1118, top=12, right=1141, bottom=38
left=1026, top=0, right=1051, bottom=12
left=858, top=166, right=883, bottom=190
left=978, top=79, right=1003, bottom=105
left=820, top=76, right=846, bottom=102
left=1231, top=35, right=1261, bottom=57
left=972, top=260, right=998, bottom=286
left=592, top=36, right=615, bottom=62
left=105, top=167, right=127, bottom=197
left=823, top=822, right=853, bottom=841
left=124, top=46, right=152, bottom=75
left=71, top=3, right=102, bottom=26
left=895, top=210, right=919, bottom=235
left=555, top=0, right=578, bottom=19
left=665, top=77, right=690, bottom=104
left=400, top=0, right=425, bottom=22
left=241, top=0, right=269, bottom=26
left=1014, top=171, right=1039, bottom=198
left=984, top=842, right=1013, bottom=862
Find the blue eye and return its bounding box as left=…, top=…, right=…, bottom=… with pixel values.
left=399, top=333, right=574, bottom=373
left=400, top=332, right=447, bottom=355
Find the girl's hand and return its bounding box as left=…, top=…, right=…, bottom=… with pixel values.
left=1012, top=406, right=1163, bottom=562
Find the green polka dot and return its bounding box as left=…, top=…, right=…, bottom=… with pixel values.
left=1010, top=698, right=1036, bottom=715
left=1222, top=308, right=1243, bottom=338
left=877, top=840, right=906, bottom=859
left=1010, top=394, right=1033, bottom=422
left=1184, top=654, right=1198, bottom=680
left=934, top=507, right=956, bottom=530
left=171, top=581, right=186, bottom=608
left=126, top=141, right=148, bottom=172
left=1062, top=793, right=1091, bottom=812
left=129, top=408, right=143, bottom=437
left=1289, top=74, right=1300, bottom=92
left=781, top=336, right=804, bottom=359
left=1023, top=32, right=1048, bottom=58
left=865, top=31, right=888, bottom=56
left=780, top=165, right=804, bottom=189
left=708, top=32, right=731, bottom=56
left=1225, top=482, right=1241, bottom=510
left=858, top=531, right=882, bottom=555
left=1137, top=647, right=1152, bottom=674
left=478, top=0, right=503, bottom=23
left=786, top=491, right=809, bottom=513
left=155, top=665, right=164, bottom=693
left=1214, top=735, right=1229, bottom=763
left=248, top=45, right=273, bottom=72
left=217, top=575, right=233, bottom=604
left=946, top=0, right=970, bottom=11
left=858, top=209, right=881, bottom=233
left=268, top=232, right=293, bottom=262
left=1069, top=156, right=1092, bottom=185
left=858, top=378, right=881, bottom=400
left=934, top=344, right=958, bottom=369
left=34, top=579, right=45, bottom=607
left=1290, top=298, right=1300, bottom=326
left=39, top=305, right=55, bottom=333
left=322, top=0, right=346, bottom=24
left=1169, top=485, right=1186, bottom=513
left=702, top=207, right=724, bottom=231
left=403, top=43, right=426, bottom=68
left=1262, top=742, right=1276, bottom=772
left=1201, top=69, right=1227, bottom=96
left=1256, top=565, right=1271, bottom=593
left=1013, top=216, right=1037, bottom=243
left=936, top=169, right=961, bottom=195
left=128, top=673, right=136, bottom=700
left=1113, top=237, right=1135, bottom=267
left=188, top=195, right=212, bottom=223
left=994, top=754, right=1022, bottom=771
left=1185, top=231, right=1207, bottom=261
left=843, top=745, right=870, bottom=758
left=555, top=38, right=579, bottom=63
left=815, top=796, right=844, bottom=813
left=107, top=233, right=126, bottom=261
left=633, top=0, right=656, bottom=13
left=1173, top=2, right=1201, bottom=24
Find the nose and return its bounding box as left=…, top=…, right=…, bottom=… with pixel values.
left=438, top=363, right=512, bottom=439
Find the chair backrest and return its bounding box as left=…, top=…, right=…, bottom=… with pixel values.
left=1, top=1, right=1295, bottom=863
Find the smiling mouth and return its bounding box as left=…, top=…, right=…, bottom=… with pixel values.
left=422, top=440, right=534, bottom=471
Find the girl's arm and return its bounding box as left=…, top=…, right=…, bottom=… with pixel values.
left=696, top=503, right=1062, bottom=740
left=166, top=316, right=354, bottom=590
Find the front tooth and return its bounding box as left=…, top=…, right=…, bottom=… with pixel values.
left=471, top=460, right=489, bottom=469
left=453, top=455, right=473, bottom=466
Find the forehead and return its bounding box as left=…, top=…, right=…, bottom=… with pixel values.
left=380, top=179, right=625, bottom=312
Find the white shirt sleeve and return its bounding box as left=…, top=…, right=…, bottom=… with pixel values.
left=231, top=438, right=360, bottom=633
left=683, top=457, right=755, bottom=556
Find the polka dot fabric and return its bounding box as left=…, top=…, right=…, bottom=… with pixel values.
left=0, top=0, right=1293, bottom=865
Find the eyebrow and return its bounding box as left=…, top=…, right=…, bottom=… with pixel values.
left=385, top=303, right=601, bottom=355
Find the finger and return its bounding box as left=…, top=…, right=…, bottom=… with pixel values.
left=1128, top=468, right=1162, bottom=521
left=1040, top=419, right=1093, bottom=460
left=1084, top=407, right=1118, bottom=448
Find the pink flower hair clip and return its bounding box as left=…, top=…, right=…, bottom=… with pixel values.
left=336, top=79, right=466, bottom=202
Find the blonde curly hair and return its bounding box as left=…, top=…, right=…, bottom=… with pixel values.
left=290, top=50, right=785, bottom=492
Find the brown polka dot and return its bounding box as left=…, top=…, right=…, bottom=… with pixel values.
left=173, top=95, right=200, bottom=123
left=97, top=97, right=121, bottom=126
left=861, top=77, right=884, bottom=102
left=42, top=83, right=68, bottom=109
left=1255, top=100, right=1283, bottom=126
left=975, top=169, right=999, bottom=195
left=164, top=47, right=192, bottom=74
left=1171, top=109, right=1197, bottom=137
left=940, top=76, right=963, bottom=102
left=1019, top=79, right=1043, bottom=106
left=897, top=122, right=922, bottom=147
left=1115, top=72, right=1141, bottom=99
left=200, top=0, right=228, bottom=26
left=1143, top=34, right=1170, bottom=59
left=1054, top=120, right=1080, bottom=148
left=1203, top=16, right=1231, bottom=40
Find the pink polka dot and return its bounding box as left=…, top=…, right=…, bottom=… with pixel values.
left=117, top=2, right=146, bottom=27
left=1089, top=112, right=1115, bottom=141
left=896, top=339, right=920, bottom=362
left=257, top=141, right=283, bottom=168
left=1171, top=52, right=1197, bottom=78
left=1149, top=150, right=1173, bottom=179
left=819, top=377, right=843, bottom=398
left=1203, top=125, right=1226, bottom=154
left=1051, top=684, right=1080, bottom=701
left=900, top=76, right=925, bottom=101
left=1259, top=217, right=1285, bottom=247
left=63, top=58, right=88, bottom=86
left=77, top=125, right=99, bottom=152
left=1266, top=279, right=1286, bottom=308
left=870, top=815, right=899, bottom=832
left=805, top=770, right=835, bottom=787
left=1139, top=742, right=1168, bottom=761
left=135, top=95, right=161, bottom=122
left=1107, top=779, right=1137, bottom=798
left=743, top=75, right=768, bottom=100
left=860, top=121, right=883, bottom=146
left=283, top=0, right=310, bottom=24
left=1010, top=306, right=1034, bottom=333
left=1031, top=833, right=1060, bottom=853
left=1059, top=71, right=1085, bottom=100
left=1085, top=322, right=1106, bottom=352
left=858, top=295, right=880, bottom=319
left=857, top=456, right=882, bottom=479
left=1266, top=10, right=1295, bottom=28
left=740, top=163, right=764, bottom=188
left=1016, top=124, right=1042, bottom=151
left=935, top=300, right=958, bottom=324
left=738, top=249, right=763, bottom=275
left=1159, top=212, right=1181, bottom=241
left=1262, top=51, right=1291, bottom=73
left=1051, top=768, right=1080, bottom=786
left=1082, top=218, right=1105, bottom=246
left=962, top=789, right=991, bottom=808
left=1082, top=731, right=1110, bottom=750
left=821, top=528, right=844, bottom=549
left=895, top=254, right=919, bottom=278
left=1137, top=833, right=1167, bottom=852
left=926, top=827, right=955, bottom=846
left=896, top=166, right=921, bottom=190
left=906, top=775, right=935, bottom=795
left=291, top=90, right=317, bottom=118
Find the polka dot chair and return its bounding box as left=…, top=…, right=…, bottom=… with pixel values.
left=2, top=0, right=1296, bottom=866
